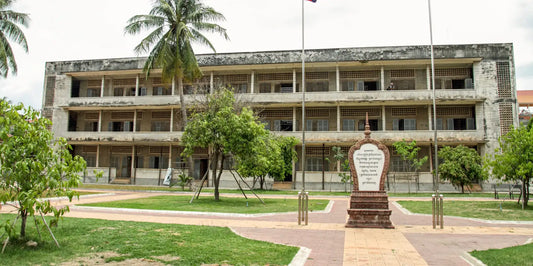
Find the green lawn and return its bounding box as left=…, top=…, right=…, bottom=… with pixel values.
left=389, top=192, right=496, bottom=198
left=470, top=243, right=533, bottom=266
left=0, top=214, right=298, bottom=265
left=396, top=200, right=533, bottom=221
left=80, top=195, right=330, bottom=214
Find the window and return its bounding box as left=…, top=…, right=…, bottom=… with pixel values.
left=125, top=87, right=136, bottom=96
left=109, top=121, right=133, bottom=132
left=446, top=118, right=475, bottom=130
left=85, top=155, right=96, bottom=167
left=358, top=119, right=379, bottom=131
left=154, top=86, right=170, bottom=95
left=342, top=119, right=355, bottom=131
left=391, top=156, right=409, bottom=172
left=151, top=121, right=170, bottom=132
left=273, top=120, right=293, bottom=131
left=280, top=83, right=293, bottom=93
left=306, top=81, right=328, bottom=92
left=393, top=119, right=416, bottom=131
left=87, top=88, right=99, bottom=97
left=149, top=156, right=168, bottom=169
left=230, top=83, right=247, bottom=93
left=342, top=81, right=355, bottom=91
left=138, top=87, right=147, bottom=96
left=356, top=81, right=379, bottom=91
left=306, top=157, right=328, bottom=171
left=391, top=80, right=415, bottom=90
left=263, top=121, right=270, bottom=130
left=306, top=120, right=329, bottom=131
left=114, top=87, right=123, bottom=96
left=85, top=121, right=98, bottom=132
left=259, top=83, right=271, bottom=93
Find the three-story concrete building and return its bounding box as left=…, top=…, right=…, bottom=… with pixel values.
left=42, top=43, right=517, bottom=191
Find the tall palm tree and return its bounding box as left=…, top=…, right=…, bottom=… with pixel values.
left=125, top=0, right=228, bottom=176
left=0, top=0, right=29, bottom=78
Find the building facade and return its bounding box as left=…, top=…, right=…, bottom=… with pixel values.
left=42, top=43, right=518, bottom=191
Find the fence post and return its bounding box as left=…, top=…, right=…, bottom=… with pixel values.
left=298, top=191, right=309, bottom=225
left=432, top=194, right=444, bottom=229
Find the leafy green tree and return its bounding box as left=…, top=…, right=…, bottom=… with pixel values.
left=486, top=123, right=533, bottom=209
left=181, top=89, right=267, bottom=200
left=330, top=146, right=351, bottom=192
left=0, top=0, right=29, bottom=77
left=125, top=0, right=229, bottom=176
left=0, top=99, right=86, bottom=244
left=392, top=140, right=428, bottom=192
left=236, top=135, right=298, bottom=190
left=438, top=145, right=486, bottom=193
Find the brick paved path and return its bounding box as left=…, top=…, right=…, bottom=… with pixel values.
left=1, top=191, right=532, bottom=266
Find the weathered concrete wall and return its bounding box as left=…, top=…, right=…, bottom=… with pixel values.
left=45, top=44, right=514, bottom=75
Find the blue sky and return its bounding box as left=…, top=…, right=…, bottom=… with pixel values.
left=1, top=0, right=531, bottom=109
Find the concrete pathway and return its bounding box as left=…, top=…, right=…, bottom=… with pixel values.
left=1, top=190, right=532, bottom=266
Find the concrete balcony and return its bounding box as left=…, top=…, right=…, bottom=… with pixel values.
left=60, top=131, right=183, bottom=144
left=270, top=130, right=486, bottom=145
left=244, top=89, right=483, bottom=106
left=63, top=89, right=483, bottom=109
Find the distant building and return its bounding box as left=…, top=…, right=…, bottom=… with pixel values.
left=42, top=43, right=518, bottom=191
left=517, top=90, right=533, bottom=125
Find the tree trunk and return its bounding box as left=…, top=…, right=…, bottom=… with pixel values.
left=461, top=183, right=465, bottom=194
left=176, top=76, right=194, bottom=177
left=260, top=176, right=264, bottom=190
left=522, top=179, right=527, bottom=210
left=20, top=209, right=27, bottom=238
left=214, top=154, right=225, bottom=201
left=212, top=151, right=219, bottom=200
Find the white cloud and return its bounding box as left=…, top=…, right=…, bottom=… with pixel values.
left=0, top=0, right=532, bottom=108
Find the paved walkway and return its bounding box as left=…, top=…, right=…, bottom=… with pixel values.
left=2, top=190, right=532, bottom=265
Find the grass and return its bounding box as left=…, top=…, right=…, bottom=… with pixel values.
left=80, top=195, right=330, bottom=214
left=470, top=243, right=533, bottom=266
left=396, top=200, right=533, bottom=221
left=389, top=192, right=496, bottom=198
left=79, top=183, right=500, bottom=198
left=0, top=214, right=298, bottom=265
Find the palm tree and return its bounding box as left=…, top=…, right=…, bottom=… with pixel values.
left=125, top=0, right=228, bottom=177
left=0, top=0, right=29, bottom=77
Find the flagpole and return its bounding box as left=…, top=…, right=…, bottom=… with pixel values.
left=301, top=0, right=306, bottom=191
left=428, top=0, right=439, bottom=194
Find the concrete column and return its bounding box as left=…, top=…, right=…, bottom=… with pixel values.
left=133, top=110, right=137, bottom=133
left=172, top=76, right=176, bottom=96
left=336, top=65, right=340, bottom=92
left=337, top=105, right=341, bottom=132
left=293, top=106, right=297, bottom=132
left=428, top=105, right=432, bottom=131
left=98, top=110, right=102, bottom=132
left=131, top=146, right=136, bottom=178
left=250, top=71, right=255, bottom=94
left=168, top=144, right=172, bottom=168
left=100, top=76, right=105, bottom=97
left=96, top=144, right=100, bottom=168
left=210, top=72, right=214, bottom=94
left=382, top=106, right=386, bottom=131
left=170, top=108, right=174, bottom=132
left=293, top=69, right=297, bottom=93
left=381, top=66, right=385, bottom=91
left=135, top=74, right=139, bottom=96
left=426, top=65, right=431, bottom=91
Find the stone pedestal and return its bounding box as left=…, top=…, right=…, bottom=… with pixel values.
left=346, top=191, right=394, bottom=228
left=345, top=114, right=394, bottom=229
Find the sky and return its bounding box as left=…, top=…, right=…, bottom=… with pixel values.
left=1, top=0, right=532, bottom=109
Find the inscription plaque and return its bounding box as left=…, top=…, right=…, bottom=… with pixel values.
left=353, top=143, right=384, bottom=191
left=346, top=114, right=394, bottom=229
